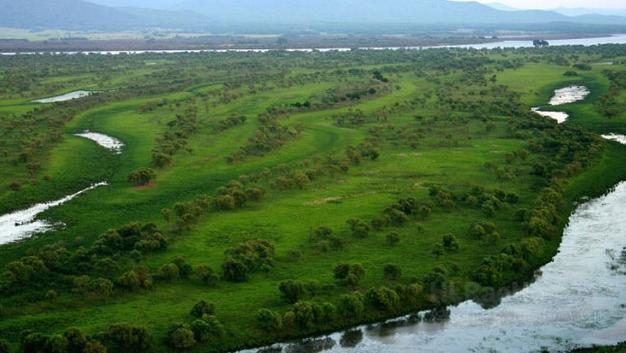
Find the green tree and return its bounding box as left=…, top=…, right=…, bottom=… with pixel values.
left=256, top=309, right=283, bottom=332
left=190, top=300, right=215, bottom=317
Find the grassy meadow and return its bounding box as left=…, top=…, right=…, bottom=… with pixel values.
left=0, top=46, right=626, bottom=353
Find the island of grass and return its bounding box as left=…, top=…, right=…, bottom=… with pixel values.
left=0, top=46, right=626, bottom=353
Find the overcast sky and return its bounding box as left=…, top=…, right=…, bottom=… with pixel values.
left=455, top=0, right=626, bottom=9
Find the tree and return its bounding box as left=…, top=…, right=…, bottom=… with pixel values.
left=190, top=300, right=215, bottom=317
left=127, top=168, right=156, bottom=186
left=386, top=232, right=400, bottom=246
left=117, top=271, right=140, bottom=290
left=442, top=234, right=459, bottom=251
left=196, top=265, right=218, bottom=286
left=293, top=301, right=315, bottom=328
left=334, top=263, right=365, bottom=287
left=167, top=324, right=196, bottom=350
left=172, top=257, right=193, bottom=278
left=107, top=324, right=152, bottom=352
left=256, top=309, right=283, bottom=332
left=221, top=258, right=248, bottom=282
left=159, top=263, right=180, bottom=280
left=64, top=328, right=87, bottom=353
left=366, top=287, right=400, bottom=312
left=83, top=340, right=107, bottom=353
left=0, top=340, right=9, bottom=353
left=337, top=293, right=365, bottom=319
left=279, top=280, right=305, bottom=304
left=383, top=264, right=402, bottom=280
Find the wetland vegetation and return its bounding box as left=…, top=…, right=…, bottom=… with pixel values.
left=1, top=44, right=626, bottom=353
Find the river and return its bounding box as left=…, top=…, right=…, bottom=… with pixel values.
left=2, top=34, right=626, bottom=56
left=240, top=178, right=626, bottom=353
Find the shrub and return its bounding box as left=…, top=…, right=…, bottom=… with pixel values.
left=386, top=232, right=400, bottom=246
left=190, top=300, right=215, bottom=317
left=0, top=340, right=9, bottom=353
left=159, top=263, right=180, bottom=280
left=83, top=340, right=107, bottom=353
left=127, top=168, right=156, bottom=186
left=366, top=287, right=400, bottom=312
left=442, top=234, right=459, bottom=251
left=167, top=324, right=196, bottom=350
left=256, top=309, right=283, bottom=332
left=172, top=257, right=193, bottom=278
left=346, top=219, right=370, bottom=238
left=334, top=264, right=365, bottom=287
left=383, top=264, right=402, bottom=280
left=221, top=259, right=248, bottom=282
left=191, top=316, right=223, bottom=341
left=64, top=328, right=87, bottom=353
left=107, top=324, right=152, bottom=352
left=196, top=265, right=218, bottom=286
left=279, top=280, right=305, bottom=304
left=293, top=301, right=315, bottom=327
left=337, top=293, right=365, bottom=319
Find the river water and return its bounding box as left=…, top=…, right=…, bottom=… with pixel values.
left=33, top=90, right=93, bottom=103
left=2, top=34, right=626, bottom=56
left=0, top=182, right=107, bottom=245
left=240, top=179, right=626, bottom=353
left=533, top=86, right=590, bottom=124
left=74, top=130, right=124, bottom=154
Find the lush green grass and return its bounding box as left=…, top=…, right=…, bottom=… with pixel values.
left=1, top=48, right=626, bottom=353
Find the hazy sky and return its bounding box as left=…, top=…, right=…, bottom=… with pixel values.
left=454, top=0, right=626, bottom=9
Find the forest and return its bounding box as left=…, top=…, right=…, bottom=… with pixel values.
left=0, top=44, right=626, bottom=353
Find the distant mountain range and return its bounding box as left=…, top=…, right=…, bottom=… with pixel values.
left=1, top=0, right=625, bottom=32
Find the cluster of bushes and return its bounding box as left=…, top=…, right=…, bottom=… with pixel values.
left=257, top=282, right=424, bottom=333
left=0, top=222, right=165, bottom=295
left=166, top=301, right=224, bottom=350
left=18, top=324, right=152, bottom=353
left=215, top=115, right=247, bottom=131
left=162, top=181, right=264, bottom=232
left=473, top=237, right=544, bottom=287
left=429, top=185, right=520, bottom=217
left=307, top=226, right=344, bottom=252
left=151, top=110, right=198, bottom=168
left=127, top=168, right=156, bottom=186
left=222, top=240, right=275, bottom=282
left=596, top=70, right=626, bottom=118
left=226, top=113, right=301, bottom=163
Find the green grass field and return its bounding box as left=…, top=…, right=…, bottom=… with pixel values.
left=1, top=47, right=626, bottom=353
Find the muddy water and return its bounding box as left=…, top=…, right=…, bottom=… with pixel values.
left=240, top=180, right=626, bottom=353
left=532, top=85, right=590, bottom=124
left=75, top=130, right=124, bottom=154
left=33, top=90, right=93, bottom=103
left=0, top=182, right=107, bottom=245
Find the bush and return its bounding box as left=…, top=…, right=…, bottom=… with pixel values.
left=191, top=316, right=223, bottom=342
left=167, top=324, right=196, bottom=350
left=127, top=168, right=156, bottom=186
left=83, top=340, right=107, bottom=353
left=196, top=265, right=218, bottom=286
left=221, top=259, right=248, bottom=282
left=337, top=293, right=365, bottom=319
left=366, top=287, right=400, bottom=312
left=346, top=219, right=370, bottom=238
left=279, top=280, right=305, bottom=304
left=293, top=301, right=315, bottom=328
left=0, top=340, right=9, bottom=353
left=442, top=234, right=459, bottom=251
left=190, top=300, right=215, bottom=317
left=107, top=324, right=152, bottom=352
left=383, top=264, right=402, bottom=280
left=334, top=264, right=365, bottom=287
left=386, top=232, right=400, bottom=246
left=256, top=309, right=283, bottom=332
left=159, top=263, right=180, bottom=280
left=64, top=327, right=87, bottom=353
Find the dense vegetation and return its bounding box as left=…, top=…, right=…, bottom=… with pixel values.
left=1, top=44, right=626, bottom=353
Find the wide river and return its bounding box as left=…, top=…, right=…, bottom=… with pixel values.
left=240, top=179, right=626, bottom=353
left=2, top=34, right=626, bottom=56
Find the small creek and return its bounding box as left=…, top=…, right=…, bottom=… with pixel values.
left=74, top=130, right=124, bottom=154
left=0, top=182, right=107, bottom=245
left=532, top=85, right=590, bottom=124
left=33, top=90, right=93, bottom=103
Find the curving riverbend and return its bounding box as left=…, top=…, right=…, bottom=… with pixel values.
left=533, top=85, right=590, bottom=124
left=75, top=130, right=124, bottom=154
left=0, top=182, right=107, bottom=245
left=241, top=178, right=626, bottom=353
left=33, top=90, right=94, bottom=103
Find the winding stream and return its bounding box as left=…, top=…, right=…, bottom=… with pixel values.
left=532, top=85, right=590, bottom=124
left=74, top=130, right=124, bottom=153
left=241, top=179, right=626, bottom=353
left=0, top=182, right=107, bottom=245
left=33, top=90, right=94, bottom=103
